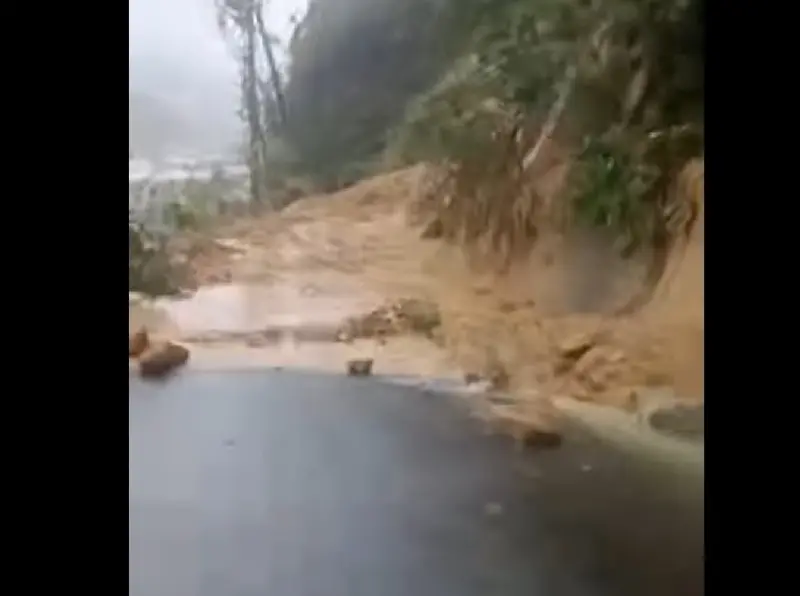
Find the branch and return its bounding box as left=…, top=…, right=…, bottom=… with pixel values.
left=521, top=65, right=577, bottom=173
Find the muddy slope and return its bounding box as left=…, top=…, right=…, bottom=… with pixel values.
left=151, top=160, right=703, bottom=408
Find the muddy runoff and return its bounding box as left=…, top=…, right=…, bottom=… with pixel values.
left=129, top=279, right=459, bottom=379
left=130, top=160, right=703, bottom=453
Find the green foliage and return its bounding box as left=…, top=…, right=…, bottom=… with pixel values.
left=393, top=0, right=704, bottom=251
left=390, top=0, right=584, bottom=158
left=248, top=0, right=703, bottom=247
left=129, top=215, right=183, bottom=297
left=570, top=122, right=703, bottom=250
left=388, top=57, right=511, bottom=166
left=570, top=136, right=659, bottom=253
left=280, top=0, right=459, bottom=186
left=163, top=201, right=200, bottom=231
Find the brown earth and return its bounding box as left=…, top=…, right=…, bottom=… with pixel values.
left=138, top=341, right=191, bottom=378
left=129, top=327, right=150, bottom=358
left=160, top=158, right=703, bottom=428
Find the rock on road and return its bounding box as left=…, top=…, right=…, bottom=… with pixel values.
left=129, top=370, right=703, bottom=596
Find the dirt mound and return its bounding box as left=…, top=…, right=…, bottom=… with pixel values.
left=565, top=159, right=704, bottom=403
left=161, top=166, right=435, bottom=287
left=337, top=298, right=442, bottom=341
left=167, top=233, right=240, bottom=287
left=425, top=159, right=704, bottom=406
left=160, top=159, right=703, bottom=420
left=283, top=165, right=431, bottom=218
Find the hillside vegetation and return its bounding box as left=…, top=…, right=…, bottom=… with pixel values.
left=134, top=0, right=704, bottom=406
left=279, top=0, right=460, bottom=187
left=271, top=0, right=702, bottom=267
left=262, top=0, right=704, bottom=403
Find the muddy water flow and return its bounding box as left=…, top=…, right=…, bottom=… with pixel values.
left=130, top=276, right=458, bottom=378
left=155, top=277, right=381, bottom=338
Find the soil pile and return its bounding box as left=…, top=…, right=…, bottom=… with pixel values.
left=422, top=159, right=704, bottom=406
left=161, top=158, right=703, bottom=412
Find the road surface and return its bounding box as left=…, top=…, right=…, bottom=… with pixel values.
left=129, top=370, right=703, bottom=596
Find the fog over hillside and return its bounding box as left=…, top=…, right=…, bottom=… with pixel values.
left=128, top=59, right=240, bottom=159
left=129, top=0, right=240, bottom=159
left=129, top=0, right=306, bottom=160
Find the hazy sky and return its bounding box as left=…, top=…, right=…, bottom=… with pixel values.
left=129, top=0, right=306, bottom=75
left=129, top=0, right=308, bottom=156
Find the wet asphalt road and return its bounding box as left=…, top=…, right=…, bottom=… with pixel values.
left=129, top=370, right=703, bottom=596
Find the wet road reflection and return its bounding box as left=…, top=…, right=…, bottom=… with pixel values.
left=154, top=280, right=382, bottom=336
left=129, top=370, right=703, bottom=596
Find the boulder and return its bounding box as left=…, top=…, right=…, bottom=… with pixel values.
left=138, top=342, right=190, bottom=378
left=129, top=327, right=150, bottom=358
left=516, top=426, right=562, bottom=449
left=347, top=359, right=373, bottom=377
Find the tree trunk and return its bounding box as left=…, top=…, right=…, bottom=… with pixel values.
left=255, top=7, right=288, bottom=129
left=242, top=13, right=267, bottom=203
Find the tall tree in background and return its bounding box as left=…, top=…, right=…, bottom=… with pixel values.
left=215, top=0, right=287, bottom=204
left=255, top=7, right=288, bottom=129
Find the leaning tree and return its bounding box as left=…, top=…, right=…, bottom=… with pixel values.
left=215, top=0, right=288, bottom=204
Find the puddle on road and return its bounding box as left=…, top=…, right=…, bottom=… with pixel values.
left=149, top=279, right=382, bottom=336
left=129, top=278, right=458, bottom=379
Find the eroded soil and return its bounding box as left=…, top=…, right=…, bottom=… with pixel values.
left=131, top=161, right=704, bottom=440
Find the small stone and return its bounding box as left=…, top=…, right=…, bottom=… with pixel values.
left=518, top=427, right=562, bottom=449
left=464, top=372, right=482, bottom=385
left=347, top=359, right=373, bottom=377
left=129, top=327, right=150, bottom=358
left=139, top=342, right=190, bottom=378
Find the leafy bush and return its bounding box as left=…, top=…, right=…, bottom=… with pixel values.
left=129, top=214, right=183, bottom=297
left=391, top=0, right=703, bottom=256
left=570, top=123, right=703, bottom=254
